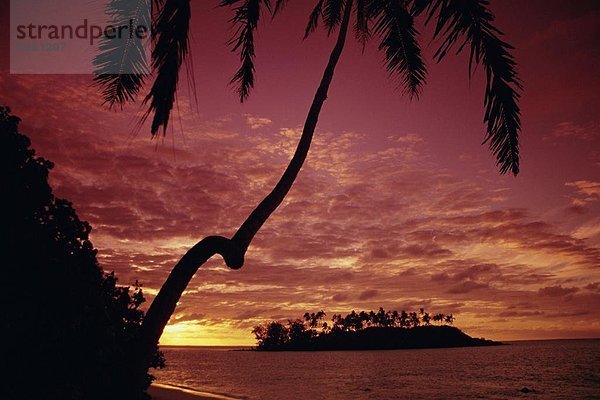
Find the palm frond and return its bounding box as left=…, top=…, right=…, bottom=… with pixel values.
left=94, top=74, right=147, bottom=110
left=304, top=0, right=325, bottom=39
left=354, top=0, right=370, bottom=46
left=322, top=0, right=346, bottom=35
left=419, top=0, right=522, bottom=175
left=220, top=0, right=270, bottom=102
left=273, top=0, right=288, bottom=16
left=93, top=0, right=151, bottom=109
left=407, top=0, right=437, bottom=19
left=370, top=0, right=427, bottom=98
left=143, top=0, right=191, bottom=136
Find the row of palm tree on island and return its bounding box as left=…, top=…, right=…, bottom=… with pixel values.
left=253, top=308, right=456, bottom=350
left=315, top=308, right=454, bottom=331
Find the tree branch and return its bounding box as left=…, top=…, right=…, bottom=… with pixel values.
left=133, top=0, right=355, bottom=389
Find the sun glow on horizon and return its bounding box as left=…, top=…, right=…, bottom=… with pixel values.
left=161, top=321, right=255, bottom=346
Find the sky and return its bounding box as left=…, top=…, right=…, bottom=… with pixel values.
left=1, top=0, right=599, bottom=345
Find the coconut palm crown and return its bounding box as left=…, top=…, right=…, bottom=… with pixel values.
left=96, top=0, right=522, bottom=175
left=93, top=1, right=522, bottom=395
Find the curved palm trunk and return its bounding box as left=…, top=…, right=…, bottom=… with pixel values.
left=134, top=0, right=354, bottom=386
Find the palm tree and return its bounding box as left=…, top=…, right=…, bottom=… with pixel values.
left=376, top=307, right=389, bottom=327
left=369, top=309, right=377, bottom=326
left=432, top=312, right=445, bottom=325
left=331, top=313, right=345, bottom=331
left=303, top=312, right=312, bottom=326
left=359, top=310, right=371, bottom=327
left=422, top=311, right=431, bottom=325
left=409, top=311, right=420, bottom=327
left=400, top=310, right=409, bottom=328
left=346, top=310, right=361, bottom=331
left=95, top=0, right=522, bottom=388
left=391, top=310, right=400, bottom=327
left=306, top=310, right=327, bottom=328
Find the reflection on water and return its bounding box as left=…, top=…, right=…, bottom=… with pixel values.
left=154, top=340, right=600, bottom=399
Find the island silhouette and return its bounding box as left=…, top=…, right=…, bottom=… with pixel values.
left=252, top=308, right=500, bottom=351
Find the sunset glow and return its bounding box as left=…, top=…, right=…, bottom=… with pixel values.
left=1, top=0, right=598, bottom=346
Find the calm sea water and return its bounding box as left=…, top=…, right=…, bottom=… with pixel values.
left=153, top=340, right=600, bottom=399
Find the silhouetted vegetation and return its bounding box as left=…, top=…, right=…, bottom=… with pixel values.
left=1, top=107, right=163, bottom=400
left=253, top=308, right=498, bottom=351
left=94, top=0, right=522, bottom=384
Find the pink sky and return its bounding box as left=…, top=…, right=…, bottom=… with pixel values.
left=1, top=0, right=599, bottom=344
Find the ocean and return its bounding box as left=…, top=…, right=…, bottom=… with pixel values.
left=153, top=339, right=600, bottom=399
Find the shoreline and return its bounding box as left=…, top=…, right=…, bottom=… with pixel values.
left=148, top=383, right=241, bottom=400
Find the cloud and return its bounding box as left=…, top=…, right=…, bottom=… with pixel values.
left=2, top=74, right=600, bottom=344
left=566, top=181, right=600, bottom=205
left=447, top=280, right=490, bottom=294
left=331, top=293, right=348, bottom=302
left=498, top=310, right=544, bottom=318
left=431, top=272, right=451, bottom=282
left=538, top=286, right=580, bottom=297
left=584, top=282, right=600, bottom=292
left=245, top=115, right=273, bottom=129
left=552, top=121, right=600, bottom=141
left=454, top=264, right=499, bottom=281
left=173, top=312, right=206, bottom=323
left=358, top=289, right=379, bottom=301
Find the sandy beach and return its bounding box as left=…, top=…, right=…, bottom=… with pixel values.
left=148, top=383, right=238, bottom=400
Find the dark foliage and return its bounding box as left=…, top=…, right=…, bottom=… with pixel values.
left=1, top=107, right=164, bottom=400
left=143, top=0, right=192, bottom=136
left=272, top=325, right=500, bottom=350
left=369, top=0, right=426, bottom=98
left=408, top=0, right=522, bottom=174
left=94, top=0, right=522, bottom=174
left=253, top=308, right=498, bottom=350
left=93, top=0, right=151, bottom=109
left=220, top=0, right=265, bottom=102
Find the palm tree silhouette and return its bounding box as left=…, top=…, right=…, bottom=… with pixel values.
left=410, top=311, right=421, bottom=327
left=400, top=310, right=409, bottom=328
left=432, top=312, right=445, bottom=325
left=95, top=0, right=522, bottom=387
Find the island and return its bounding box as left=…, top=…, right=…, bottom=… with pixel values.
left=252, top=308, right=501, bottom=351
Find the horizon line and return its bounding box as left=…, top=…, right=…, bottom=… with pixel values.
left=159, top=337, right=600, bottom=348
